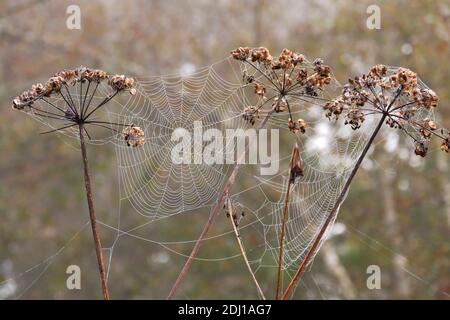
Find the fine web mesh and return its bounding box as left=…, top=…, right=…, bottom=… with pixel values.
left=107, top=57, right=379, bottom=275
left=4, top=58, right=438, bottom=298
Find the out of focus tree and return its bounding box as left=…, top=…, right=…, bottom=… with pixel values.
left=0, top=0, right=448, bottom=299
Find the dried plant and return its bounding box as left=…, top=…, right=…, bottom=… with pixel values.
left=275, top=143, right=303, bottom=300
left=231, top=47, right=333, bottom=133
left=168, top=47, right=333, bottom=299
left=225, top=198, right=266, bottom=300
left=12, top=66, right=145, bottom=300
left=281, top=65, right=449, bottom=300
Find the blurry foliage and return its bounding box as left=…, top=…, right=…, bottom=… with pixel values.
left=0, top=0, right=449, bottom=299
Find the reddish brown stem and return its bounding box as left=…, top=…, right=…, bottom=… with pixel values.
left=167, top=108, right=276, bottom=299
left=79, top=124, right=110, bottom=300
left=281, top=114, right=386, bottom=300
left=275, top=173, right=292, bottom=299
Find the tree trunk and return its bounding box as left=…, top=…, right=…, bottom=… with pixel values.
left=321, top=241, right=356, bottom=299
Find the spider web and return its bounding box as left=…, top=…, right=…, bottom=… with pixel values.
left=5, top=58, right=439, bottom=298
left=105, top=57, right=382, bottom=280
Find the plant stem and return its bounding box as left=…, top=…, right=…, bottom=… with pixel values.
left=226, top=198, right=266, bottom=300
left=281, top=114, right=387, bottom=300
left=79, top=124, right=110, bottom=300
left=167, top=108, right=276, bottom=299
left=275, top=162, right=294, bottom=299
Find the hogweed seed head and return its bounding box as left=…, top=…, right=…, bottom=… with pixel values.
left=108, top=74, right=137, bottom=95
left=323, top=64, right=449, bottom=157
left=12, top=67, right=142, bottom=147
left=122, top=125, right=145, bottom=147
left=242, top=106, right=260, bottom=126
left=232, top=47, right=332, bottom=133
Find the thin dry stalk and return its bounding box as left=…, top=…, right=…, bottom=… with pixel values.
left=275, top=143, right=302, bottom=299
left=167, top=107, right=277, bottom=299
left=79, top=124, right=110, bottom=300
left=226, top=198, right=266, bottom=300
left=12, top=67, right=142, bottom=300
left=281, top=114, right=386, bottom=300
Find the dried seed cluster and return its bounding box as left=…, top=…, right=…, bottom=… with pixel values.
left=232, top=47, right=333, bottom=134
left=242, top=106, right=261, bottom=126
left=108, top=74, right=137, bottom=95
left=12, top=67, right=144, bottom=147
left=323, top=64, right=448, bottom=157
left=122, top=125, right=145, bottom=147
left=12, top=67, right=136, bottom=111
left=288, top=118, right=307, bottom=134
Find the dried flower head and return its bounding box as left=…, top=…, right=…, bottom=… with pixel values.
left=323, top=65, right=449, bottom=157
left=12, top=67, right=138, bottom=146
left=242, top=106, right=261, bottom=125
left=108, top=74, right=137, bottom=95
left=12, top=89, right=37, bottom=110
left=122, top=125, right=145, bottom=147
left=414, top=141, right=428, bottom=157
left=231, top=47, right=333, bottom=132
left=288, top=118, right=307, bottom=134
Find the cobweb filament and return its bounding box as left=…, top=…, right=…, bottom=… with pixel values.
left=113, top=59, right=256, bottom=219
left=109, top=57, right=378, bottom=274
left=9, top=59, right=445, bottom=299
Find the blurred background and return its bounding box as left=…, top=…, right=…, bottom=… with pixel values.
left=0, top=0, right=449, bottom=299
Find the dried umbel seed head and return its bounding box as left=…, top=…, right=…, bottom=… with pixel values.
left=231, top=47, right=251, bottom=61
left=232, top=46, right=333, bottom=133
left=242, top=71, right=254, bottom=84
left=393, top=67, right=417, bottom=92
left=122, top=125, right=145, bottom=147
left=323, top=98, right=344, bottom=120
left=31, top=83, right=51, bottom=97
left=108, top=75, right=136, bottom=95
left=12, top=89, right=37, bottom=110
left=251, top=47, right=273, bottom=65
left=273, top=97, right=287, bottom=113
left=305, top=63, right=331, bottom=88
left=419, top=118, right=437, bottom=139
left=288, top=118, right=307, bottom=134
left=344, top=108, right=365, bottom=130
left=414, top=141, right=428, bottom=157
left=277, top=48, right=304, bottom=70
left=46, top=76, right=64, bottom=93
left=243, top=106, right=260, bottom=126
left=414, top=88, right=438, bottom=109
left=84, top=68, right=108, bottom=83
left=296, top=68, right=308, bottom=82
left=368, top=64, right=387, bottom=78
left=325, top=64, right=449, bottom=157
left=254, top=83, right=266, bottom=98
left=54, top=69, right=76, bottom=83
left=231, top=46, right=274, bottom=66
